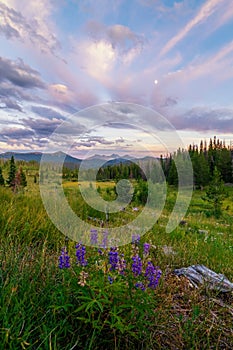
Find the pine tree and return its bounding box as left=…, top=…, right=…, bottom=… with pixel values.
left=7, top=156, right=16, bottom=188
left=167, top=159, right=178, bottom=186
left=0, top=167, right=5, bottom=186
left=202, top=167, right=227, bottom=218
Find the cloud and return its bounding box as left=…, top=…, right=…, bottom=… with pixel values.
left=171, top=107, right=233, bottom=133
left=81, top=40, right=116, bottom=81
left=86, top=21, right=144, bottom=53
left=22, top=117, right=63, bottom=138
left=0, top=2, right=60, bottom=55
left=31, top=106, right=66, bottom=120
left=160, top=0, right=225, bottom=56
left=0, top=127, right=34, bottom=141
left=0, top=56, right=45, bottom=89
left=162, top=40, right=233, bottom=87
left=115, top=137, right=125, bottom=144
left=0, top=97, right=22, bottom=111
left=160, top=97, right=178, bottom=108
left=75, top=22, right=145, bottom=83
left=80, top=136, right=114, bottom=145
left=48, top=83, right=98, bottom=110
left=73, top=136, right=115, bottom=149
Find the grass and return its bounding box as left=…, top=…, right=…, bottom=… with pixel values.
left=0, top=178, right=233, bottom=349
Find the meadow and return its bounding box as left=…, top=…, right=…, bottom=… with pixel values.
left=0, top=170, right=233, bottom=349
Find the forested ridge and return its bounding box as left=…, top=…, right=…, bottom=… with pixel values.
left=62, top=136, right=233, bottom=188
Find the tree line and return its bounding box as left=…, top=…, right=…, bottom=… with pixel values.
left=167, top=136, right=232, bottom=187
left=75, top=137, right=232, bottom=188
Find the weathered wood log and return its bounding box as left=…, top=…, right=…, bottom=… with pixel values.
left=173, top=265, right=233, bottom=292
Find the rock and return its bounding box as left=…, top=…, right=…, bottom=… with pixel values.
left=198, top=229, right=208, bottom=235
left=173, top=265, right=233, bottom=292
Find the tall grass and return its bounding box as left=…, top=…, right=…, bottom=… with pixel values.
left=0, top=182, right=233, bottom=349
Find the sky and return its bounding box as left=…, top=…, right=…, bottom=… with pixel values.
left=0, top=0, right=233, bottom=158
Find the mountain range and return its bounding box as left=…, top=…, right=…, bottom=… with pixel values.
left=0, top=152, right=158, bottom=169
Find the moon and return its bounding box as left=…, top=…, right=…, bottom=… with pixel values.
left=154, top=79, right=158, bottom=85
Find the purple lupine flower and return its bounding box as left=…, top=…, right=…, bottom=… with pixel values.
left=143, top=243, right=150, bottom=256
left=135, top=281, right=146, bottom=291
left=108, top=276, right=113, bottom=284
left=90, top=229, right=98, bottom=245
left=132, top=234, right=140, bottom=245
left=76, top=243, right=88, bottom=266
left=101, top=230, right=108, bottom=248
left=132, top=254, right=142, bottom=276
left=58, top=247, right=70, bottom=269
left=108, top=247, right=119, bottom=271
left=118, top=254, right=126, bottom=275
left=145, top=261, right=162, bottom=289
left=98, top=249, right=103, bottom=255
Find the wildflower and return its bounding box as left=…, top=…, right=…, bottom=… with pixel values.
left=132, top=254, right=142, bottom=276
left=108, top=276, right=113, bottom=284
left=143, top=243, right=150, bottom=256
left=132, top=234, right=140, bottom=245
left=118, top=254, right=126, bottom=275
left=101, top=230, right=108, bottom=248
left=78, top=271, right=88, bottom=286
left=108, top=247, right=119, bottom=271
left=76, top=243, right=88, bottom=266
left=90, top=228, right=98, bottom=245
left=145, top=261, right=162, bottom=289
left=58, top=247, right=70, bottom=269
left=135, top=281, right=146, bottom=291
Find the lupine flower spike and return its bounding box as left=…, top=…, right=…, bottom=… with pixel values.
left=143, top=243, right=150, bottom=257
left=108, top=276, right=113, bottom=284
left=132, top=254, right=142, bottom=276
left=101, top=230, right=108, bottom=249
left=108, top=247, right=119, bottom=271
left=145, top=261, right=162, bottom=289
left=132, top=234, right=140, bottom=245
left=58, top=247, right=70, bottom=269
left=135, top=281, right=146, bottom=291
left=76, top=243, right=88, bottom=266
left=90, top=229, right=98, bottom=246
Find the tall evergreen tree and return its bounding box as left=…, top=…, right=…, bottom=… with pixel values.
left=0, top=167, right=5, bottom=186
left=19, top=167, right=27, bottom=188
left=7, top=156, right=16, bottom=188
left=202, top=167, right=227, bottom=218
left=216, top=147, right=232, bottom=183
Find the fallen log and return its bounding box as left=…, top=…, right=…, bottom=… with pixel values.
left=173, top=265, right=233, bottom=292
